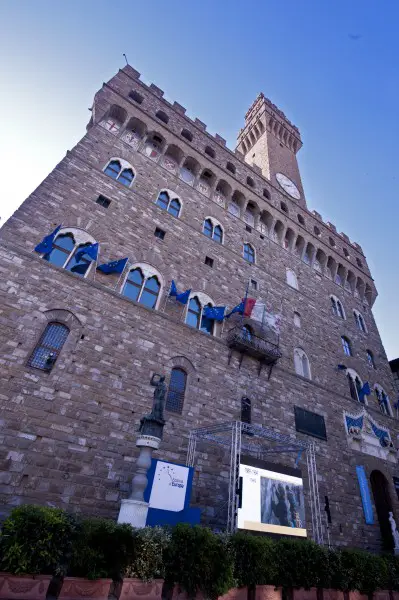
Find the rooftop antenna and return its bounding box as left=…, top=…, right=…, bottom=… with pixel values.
left=123, top=53, right=129, bottom=66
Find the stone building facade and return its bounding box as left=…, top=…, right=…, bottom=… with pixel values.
left=0, top=64, right=397, bottom=551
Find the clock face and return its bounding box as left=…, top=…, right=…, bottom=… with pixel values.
left=276, top=172, right=301, bottom=200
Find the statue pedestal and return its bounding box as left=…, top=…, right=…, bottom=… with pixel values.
left=117, top=434, right=161, bottom=528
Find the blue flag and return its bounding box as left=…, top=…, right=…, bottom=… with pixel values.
left=97, top=257, right=128, bottom=275
left=225, top=301, right=245, bottom=319
left=74, top=243, right=99, bottom=263
left=203, top=306, right=226, bottom=322
left=358, top=381, right=371, bottom=402
left=169, top=280, right=191, bottom=305
left=34, top=225, right=62, bottom=254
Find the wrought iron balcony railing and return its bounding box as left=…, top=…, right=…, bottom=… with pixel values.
left=226, top=326, right=282, bottom=365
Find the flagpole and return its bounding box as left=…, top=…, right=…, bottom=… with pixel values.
left=93, top=245, right=100, bottom=282
left=162, top=281, right=172, bottom=313
left=114, top=260, right=130, bottom=291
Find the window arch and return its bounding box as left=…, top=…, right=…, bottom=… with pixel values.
left=121, top=265, right=162, bottom=309
left=185, top=294, right=215, bottom=335
left=165, top=367, right=187, bottom=414
left=156, top=110, right=169, bottom=124
left=27, top=322, right=69, bottom=372
left=103, top=158, right=135, bottom=187
left=156, top=190, right=181, bottom=218
left=366, top=350, right=375, bottom=369
left=375, top=385, right=391, bottom=416
left=294, top=348, right=311, bottom=379
left=203, top=218, right=223, bottom=244
left=286, top=269, right=298, bottom=290
left=42, top=227, right=97, bottom=277
left=330, top=295, right=345, bottom=319
left=100, top=104, right=127, bottom=133
left=341, top=336, right=353, bottom=357
left=354, top=310, right=367, bottom=333
left=346, top=369, right=364, bottom=404
left=293, top=312, right=301, bottom=328
left=243, top=243, right=255, bottom=264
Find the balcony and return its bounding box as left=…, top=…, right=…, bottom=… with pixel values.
left=226, top=325, right=282, bottom=377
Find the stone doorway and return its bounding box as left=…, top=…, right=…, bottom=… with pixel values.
left=370, top=469, right=393, bottom=550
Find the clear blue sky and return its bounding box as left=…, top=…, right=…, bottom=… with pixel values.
left=1, top=0, right=398, bottom=358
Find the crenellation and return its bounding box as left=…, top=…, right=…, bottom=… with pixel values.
left=173, top=101, right=186, bottom=115
left=194, top=118, right=207, bottom=131
left=149, top=83, right=164, bottom=98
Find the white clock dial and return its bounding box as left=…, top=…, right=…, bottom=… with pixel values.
left=276, top=172, right=301, bottom=200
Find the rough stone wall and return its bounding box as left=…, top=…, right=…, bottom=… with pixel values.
left=0, top=67, right=396, bottom=553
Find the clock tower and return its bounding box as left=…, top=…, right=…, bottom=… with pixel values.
left=236, top=93, right=306, bottom=207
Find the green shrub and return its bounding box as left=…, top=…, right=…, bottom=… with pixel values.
left=0, top=504, right=78, bottom=576
left=125, top=526, right=171, bottom=582
left=165, top=523, right=235, bottom=599
left=338, top=549, right=389, bottom=593
left=232, top=532, right=277, bottom=587
left=68, top=517, right=135, bottom=580
left=274, top=538, right=330, bottom=589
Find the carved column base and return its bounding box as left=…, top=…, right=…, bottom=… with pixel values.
left=117, top=498, right=149, bottom=528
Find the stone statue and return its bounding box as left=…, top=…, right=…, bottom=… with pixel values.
left=389, top=512, right=399, bottom=552
left=138, top=374, right=167, bottom=439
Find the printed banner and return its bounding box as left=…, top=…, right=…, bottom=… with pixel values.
left=356, top=465, right=374, bottom=525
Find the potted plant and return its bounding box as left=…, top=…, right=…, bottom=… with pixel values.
left=165, top=524, right=235, bottom=600
left=231, top=532, right=279, bottom=600
left=59, top=517, right=135, bottom=600
left=117, top=526, right=171, bottom=600
left=0, top=504, right=77, bottom=600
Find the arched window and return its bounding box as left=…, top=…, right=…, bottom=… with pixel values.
left=347, top=370, right=364, bottom=404
left=293, top=312, right=301, bottom=328
left=27, top=322, right=69, bottom=372
left=366, top=350, right=375, bottom=369
left=375, top=386, right=391, bottom=416
left=185, top=296, right=214, bottom=335
left=103, top=159, right=135, bottom=187
left=354, top=310, right=367, bottom=333
left=341, top=336, right=352, bottom=357
left=122, top=268, right=161, bottom=309
left=242, top=325, right=252, bottom=342
left=202, top=219, right=223, bottom=244
left=241, top=397, right=251, bottom=424
left=294, top=348, right=311, bottom=379
left=330, top=296, right=345, bottom=319
left=165, top=367, right=187, bottom=414
left=286, top=269, right=298, bottom=290
left=42, top=229, right=96, bottom=277
left=243, top=243, right=255, bottom=264
left=156, top=191, right=181, bottom=218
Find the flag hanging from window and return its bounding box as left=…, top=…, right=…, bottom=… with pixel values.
left=97, top=257, right=128, bottom=275
left=358, top=381, right=371, bottom=402
left=34, top=224, right=62, bottom=254
left=70, top=263, right=90, bottom=275
left=264, top=310, right=282, bottom=333
left=74, top=243, right=99, bottom=263
left=203, top=306, right=226, bottom=322
left=225, top=301, right=245, bottom=318
left=169, top=280, right=191, bottom=305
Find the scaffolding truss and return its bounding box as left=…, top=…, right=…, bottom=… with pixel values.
left=186, top=421, right=324, bottom=544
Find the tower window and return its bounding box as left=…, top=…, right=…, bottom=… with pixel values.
left=156, top=191, right=181, bottom=218
left=297, top=214, right=305, bottom=226
left=27, top=322, right=69, bottom=372
left=122, top=268, right=161, bottom=309
left=341, top=336, right=352, bottom=357
left=205, top=146, right=215, bottom=159
left=280, top=202, right=288, bottom=214
left=181, top=129, right=193, bottom=142
left=250, top=279, right=258, bottom=290
left=166, top=367, right=187, bottom=414
left=103, top=159, right=135, bottom=187
left=366, top=350, right=375, bottom=369
left=263, top=189, right=271, bottom=200
left=203, top=219, right=223, bottom=244
left=226, top=162, right=236, bottom=174
left=246, top=176, right=255, bottom=188
left=156, top=110, right=169, bottom=124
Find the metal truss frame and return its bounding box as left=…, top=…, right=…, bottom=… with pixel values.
left=187, top=421, right=324, bottom=544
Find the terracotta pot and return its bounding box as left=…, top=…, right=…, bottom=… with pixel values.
left=116, top=578, right=164, bottom=600
left=292, top=589, right=318, bottom=600
left=347, top=593, right=368, bottom=600
left=58, top=577, right=112, bottom=600
left=0, top=573, right=51, bottom=600
left=374, top=593, right=390, bottom=600
left=390, top=593, right=399, bottom=600
left=219, top=588, right=248, bottom=600
left=256, top=586, right=282, bottom=600
left=323, top=592, right=344, bottom=600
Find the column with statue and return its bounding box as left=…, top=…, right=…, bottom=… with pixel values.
left=117, top=374, right=167, bottom=528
